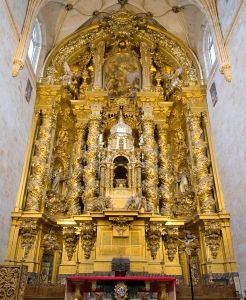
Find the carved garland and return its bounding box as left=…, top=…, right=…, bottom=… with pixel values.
left=145, top=222, right=164, bottom=259
left=163, top=226, right=179, bottom=261
left=204, top=220, right=221, bottom=259
left=19, top=219, right=38, bottom=257
left=63, top=227, right=78, bottom=261
left=80, top=221, right=97, bottom=259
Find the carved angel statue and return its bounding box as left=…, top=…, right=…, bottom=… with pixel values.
left=165, top=67, right=183, bottom=99
left=60, top=62, right=80, bottom=99
left=127, top=196, right=138, bottom=209
left=61, top=61, right=73, bottom=85
left=170, top=67, right=183, bottom=87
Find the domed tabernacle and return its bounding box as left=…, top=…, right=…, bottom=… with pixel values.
left=110, top=111, right=132, bottom=136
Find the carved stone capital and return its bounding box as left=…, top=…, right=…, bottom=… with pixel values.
left=12, top=58, right=24, bottom=77
left=220, top=63, right=232, bottom=82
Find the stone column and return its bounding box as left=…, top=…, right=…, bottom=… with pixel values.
left=137, top=164, right=142, bottom=195
left=67, top=122, right=87, bottom=215
left=110, top=165, right=114, bottom=188
left=187, top=110, right=215, bottom=213
left=142, top=104, right=158, bottom=212
left=25, top=108, right=57, bottom=211
left=128, top=165, right=132, bottom=188
left=158, top=124, right=174, bottom=216
left=83, top=104, right=101, bottom=211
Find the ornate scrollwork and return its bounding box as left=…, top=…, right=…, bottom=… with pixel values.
left=19, top=219, right=38, bottom=257
left=110, top=217, right=132, bottom=236
left=0, top=265, right=28, bottom=300
left=145, top=222, right=164, bottom=259
left=204, top=220, right=222, bottom=259
left=63, top=227, right=78, bottom=261
left=80, top=221, right=97, bottom=259
left=163, top=226, right=179, bottom=261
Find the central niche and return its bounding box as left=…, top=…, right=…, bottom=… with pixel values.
left=113, top=156, right=129, bottom=188
left=103, top=45, right=141, bottom=99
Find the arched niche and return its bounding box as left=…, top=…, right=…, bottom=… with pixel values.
left=113, top=156, right=129, bottom=188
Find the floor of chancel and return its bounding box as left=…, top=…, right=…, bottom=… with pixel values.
left=4, top=5, right=237, bottom=298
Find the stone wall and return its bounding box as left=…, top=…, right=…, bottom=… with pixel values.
left=0, top=1, right=35, bottom=261
left=206, top=1, right=246, bottom=293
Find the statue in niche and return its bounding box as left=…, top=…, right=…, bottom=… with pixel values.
left=178, top=171, right=189, bottom=194
left=51, top=168, right=67, bottom=192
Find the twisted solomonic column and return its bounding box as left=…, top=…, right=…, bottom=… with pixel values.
left=187, top=110, right=215, bottom=213
left=83, top=107, right=101, bottom=211
left=26, top=109, right=57, bottom=211
left=157, top=124, right=174, bottom=216
left=142, top=109, right=158, bottom=212
left=67, top=122, right=87, bottom=215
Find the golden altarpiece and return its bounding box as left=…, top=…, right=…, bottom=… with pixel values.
left=5, top=5, right=236, bottom=293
